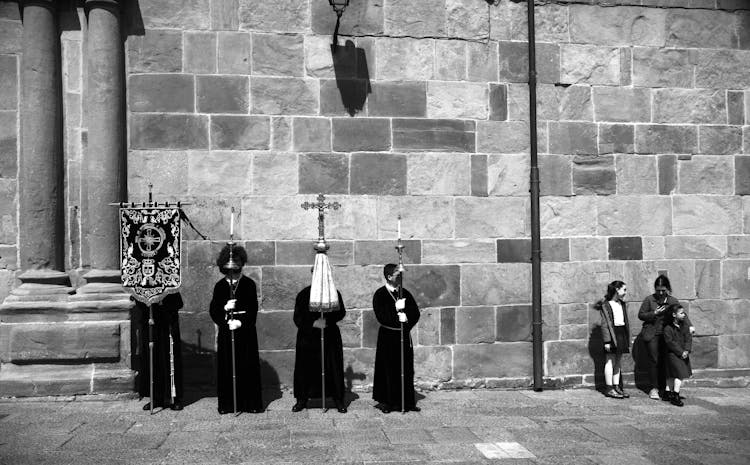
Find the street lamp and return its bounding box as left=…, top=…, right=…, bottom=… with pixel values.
left=328, top=0, right=350, bottom=18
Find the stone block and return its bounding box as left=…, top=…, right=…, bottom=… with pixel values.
left=256, top=311, right=297, bottom=350
left=319, top=80, right=355, bottom=117
left=699, top=126, right=743, bottom=156
left=560, top=324, right=588, bottom=340
left=678, top=155, right=733, bottom=195
left=560, top=303, right=588, bottom=326
left=334, top=265, right=384, bottom=310
left=187, top=151, right=252, bottom=196
left=251, top=77, right=318, bottom=115
left=127, top=74, right=194, bottom=113
left=666, top=9, right=738, bottom=49
left=728, top=91, right=744, bottom=126
left=569, top=5, right=667, bottom=46
left=740, top=156, right=750, bottom=195
left=453, top=342, right=533, bottom=379
left=489, top=84, right=507, bottom=122
left=477, top=121, right=529, bottom=154
left=210, top=116, right=269, bottom=150
left=338, top=309, right=361, bottom=348
left=441, top=307, right=455, bottom=344
left=536, top=85, right=593, bottom=122
left=407, top=153, right=470, bottom=196
left=636, top=125, right=697, bottom=155
left=598, top=124, right=633, bottom=155
left=350, top=153, right=405, bottom=195
left=570, top=237, right=607, bottom=262
left=239, top=0, right=309, bottom=32
left=127, top=29, right=182, bottom=73
left=657, top=154, right=676, bottom=195
left=498, top=41, right=559, bottom=84
left=434, top=40, right=465, bottom=81
left=414, top=346, right=452, bottom=382
left=545, top=340, right=591, bottom=377
left=259, top=350, right=295, bottom=387
left=375, top=38, right=434, bottom=80
left=718, top=334, right=750, bottom=369
left=455, top=306, right=495, bottom=344
left=276, top=240, right=352, bottom=266
left=597, top=196, right=671, bottom=236
left=196, top=75, right=248, bottom=114
left=354, top=240, right=421, bottom=266
left=496, top=305, right=531, bottom=342
left=127, top=151, right=189, bottom=198
left=615, top=154, right=657, bottom=195
left=538, top=155, right=572, bottom=196
left=408, top=265, right=461, bottom=308
left=542, top=261, right=623, bottom=305
left=376, top=196, right=453, bottom=239
left=271, top=117, right=292, bottom=151
left=259, top=266, right=311, bottom=310
left=487, top=154, right=528, bottom=196
left=0, top=111, right=17, bottom=178
left=368, top=81, right=426, bottom=117
left=292, top=118, right=331, bottom=152
left=312, top=0, right=384, bottom=36
left=0, top=19, right=21, bottom=54
left=673, top=195, right=742, bottom=235
left=593, top=87, right=650, bottom=123
left=665, top=236, right=726, bottom=260
left=461, top=264, right=531, bottom=306
left=455, top=197, right=526, bottom=239
left=542, top=238, right=570, bottom=262
left=415, top=307, right=439, bottom=346
left=688, top=300, right=739, bottom=337
left=496, top=239, right=529, bottom=263
left=608, top=237, right=642, bottom=261
left=0, top=364, right=94, bottom=397
left=304, top=35, right=335, bottom=79
left=385, top=0, right=445, bottom=36
left=139, top=0, right=210, bottom=29
left=471, top=154, right=488, bottom=197
left=422, top=240, right=495, bottom=265
left=218, top=32, right=251, bottom=74
left=572, top=155, right=615, bottom=195
left=332, top=119, right=390, bottom=152
left=252, top=33, right=304, bottom=77
left=253, top=152, right=296, bottom=195
left=326, top=196, right=379, bottom=240
left=445, top=0, right=490, bottom=40
left=130, top=114, right=208, bottom=150
left=468, top=42, right=498, bottom=83
left=695, top=49, right=750, bottom=89
left=0, top=55, right=17, bottom=110
left=560, top=45, right=620, bottom=86
left=427, top=81, right=487, bottom=119
left=695, top=260, right=721, bottom=299
left=184, top=31, right=216, bottom=74
left=0, top=245, right=17, bottom=270
left=720, top=260, right=750, bottom=299
left=7, top=323, right=120, bottom=362
left=690, top=336, right=718, bottom=370
left=653, top=89, right=726, bottom=125
left=342, top=347, right=376, bottom=386
left=242, top=197, right=316, bottom=241
left=211, top=0, right=239, bottom=30
left=393, top=119, right=475, bottom=152
left=550, top=122, right=597, bottom=156
left=729, top=236, right=750, bottom=259
left=181, top=196, right=249, bottom=242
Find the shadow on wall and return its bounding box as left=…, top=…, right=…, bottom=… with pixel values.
left=331, top=40, right=371, bottom=116
left=587, top=325, right=606, bottom=392
left=631, top=334, right=651, bottom=393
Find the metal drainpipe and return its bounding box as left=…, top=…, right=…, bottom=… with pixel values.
left=526, top=0, right=544, bottom=391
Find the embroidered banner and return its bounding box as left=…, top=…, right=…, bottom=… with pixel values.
left=120, top=207, right=181, bottom=305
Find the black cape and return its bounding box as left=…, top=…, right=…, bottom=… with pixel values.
left=372, top=286, right=420, bottom=409
left=136, top=293, right=184, bottom=408
left=209, top=275, right=263, bottom=412
left=293, top=286, right=346, bottom=403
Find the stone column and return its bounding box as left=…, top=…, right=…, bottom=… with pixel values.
left=81, top=0, right=125, bottom=285
left=18, top=0, right=65, bottom=279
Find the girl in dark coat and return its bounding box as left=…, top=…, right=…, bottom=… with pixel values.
left=663, top=303, right=692, bottom=407
left=209, top=244, right=263, bottom=414
left=598, top=280, right=631, bottom=399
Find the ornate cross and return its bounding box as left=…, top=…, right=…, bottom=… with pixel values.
left=301, top=194, right=341, bottom=252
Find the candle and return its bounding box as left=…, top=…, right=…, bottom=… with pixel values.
left=397, top=216, right=401, bottom=239
left=230, top=208, right=234, bottom=237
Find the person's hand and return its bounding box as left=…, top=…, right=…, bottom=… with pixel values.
left=689, top=326, right=695, bottom=335
left=604, top=343, right=611, bottom=353
left=655, top=305, right=665, bottom=314
left=224, top=299, right=236, bottom=311
left=681, top=351, right=688, bottom=359
left=228, top=319, right=242, bottom=330
left=395, top=298, right=406, bottom=311
left=312, top=318, right=327, bottom=329
left=398, top=312, right=407, bottom=323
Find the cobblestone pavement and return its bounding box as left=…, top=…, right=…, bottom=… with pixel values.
left=1, top=387, right=749, bottom=464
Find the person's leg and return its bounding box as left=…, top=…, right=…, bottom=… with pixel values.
left=612, top=355, right=629, bottom=398
left=645, top=337, right=660, bottom=399
left=603, top=354, right=622, bottom=398
left=670, top=378, right=684, bottom=406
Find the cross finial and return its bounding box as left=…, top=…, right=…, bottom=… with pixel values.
left=301, top=194, right=341, bottom=252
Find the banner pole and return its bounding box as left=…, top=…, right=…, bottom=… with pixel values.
left=148, top=304, right=154, bottom=415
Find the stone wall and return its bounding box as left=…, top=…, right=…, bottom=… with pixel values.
left=2, top=0, right=750, bottom=392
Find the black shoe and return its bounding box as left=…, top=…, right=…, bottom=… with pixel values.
left=292, top=401, right=307, bottom=412
left=661, top=391, right=674, bottom=402
left=380, top=405, right=392, bottom=414
left=169, top=402, right=183, bottom=411
left=407, top=405, right=421, bottom=412
left=670, top=395, right=684, bottom=407
left=614, top=387, right=629, bottom=399
left=334, top=400, right=347, bottom=413
left=249, top=408, right=262, bottom=414
left=142, top=402, right=151, bottom=411
left=604, top=387, right=624, bottom=399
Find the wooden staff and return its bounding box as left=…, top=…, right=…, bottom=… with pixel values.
left=396, top=215, right=405, bottom=414
left=148, top=304, right=154, bottom=415
left=227, top=242, right=240, bottom=416
left=320, top=311, right=326, bottom=412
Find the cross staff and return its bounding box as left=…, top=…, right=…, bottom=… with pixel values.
left=395, top=215, right=406, bottom=414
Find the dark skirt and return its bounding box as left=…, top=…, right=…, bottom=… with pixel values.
left=614, top=326, right=630, bottom=354
left=666, top=352, right=692, bottom=379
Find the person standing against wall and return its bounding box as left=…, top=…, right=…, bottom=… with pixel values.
left=598, top=281, right=631, bottom=399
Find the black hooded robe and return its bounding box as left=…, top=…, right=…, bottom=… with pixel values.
left=209, top=275, right=263, bottom=412
left=372, top=286, right=420, bottom=410
left=293, top=286, right=347, bottom=404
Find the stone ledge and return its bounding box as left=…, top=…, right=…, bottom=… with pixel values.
left=0, top=363, right=135, bottom=397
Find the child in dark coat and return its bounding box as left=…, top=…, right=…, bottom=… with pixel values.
left=663, top=303, right=692, bottom=407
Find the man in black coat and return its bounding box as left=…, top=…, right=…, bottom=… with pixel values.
left=372, top=264, right=420, bottom=413
left=292, top=285, right=347, bottom=413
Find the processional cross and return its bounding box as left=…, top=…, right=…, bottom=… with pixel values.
left=301, top=194, right=341, bottom=252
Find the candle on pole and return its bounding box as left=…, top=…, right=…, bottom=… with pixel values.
left=230, top=207, right=235, bottom=238
left=397, top=215, right=401, bottom=240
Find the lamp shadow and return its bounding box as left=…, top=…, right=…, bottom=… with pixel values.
left=331, top=40, right=371, bottom=117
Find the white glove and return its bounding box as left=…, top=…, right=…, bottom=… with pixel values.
left=228, top=319, right=242, bottom=330
left=224, top=299, right=236, bottom=311
left=398, top=312, right=407, bottom=323
left=313, top=318, right=327, bottom=329
left=689, top=326, right=695, bottom=335
left=395, top=298, right=405, bottom=311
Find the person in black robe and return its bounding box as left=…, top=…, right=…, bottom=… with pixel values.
left=209, top=244, right=263, bottom=414
left=136, top=292, right=184, bottom=411
left=292, top=285, right=347, bottom=413
left=372, top=263, right=420, bottom=413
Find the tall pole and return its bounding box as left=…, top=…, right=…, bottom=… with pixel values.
left=527, top=0, right=543, bottom=391
left=396, top=215, right=405, bottom=413
left=320, top=312, right=326, bottom=412
left=148, top=304, right=154, bottom=414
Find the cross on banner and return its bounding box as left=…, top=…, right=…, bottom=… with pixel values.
left=301, top=194, right=341, bottom=252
